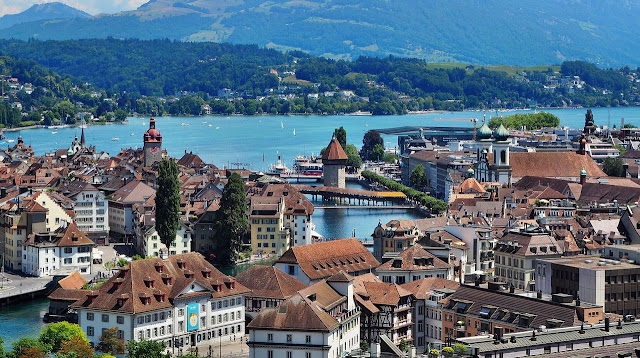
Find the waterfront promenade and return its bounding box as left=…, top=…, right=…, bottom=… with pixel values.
left=0, top=271, right=52, bottom=304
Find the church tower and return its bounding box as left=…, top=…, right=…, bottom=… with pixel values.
left=322, top=135, right=348, bottom=188
left=143, top=117, right=162, bottom=167
left=474, top=122, right=494, bottom=182
left=491, top=124, right=512, bottom=185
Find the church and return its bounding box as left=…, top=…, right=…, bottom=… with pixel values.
left=474, top=122, right=512, bottom=185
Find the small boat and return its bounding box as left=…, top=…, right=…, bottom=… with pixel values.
left=216, top=127, right=220, bottom=130
left=181, top=123, right=189, bottom=127
left=6, top=139, right=14, bottom=143
left=202, top=121, right=208, bottom=124
left=281, top=121, right=284, bottom=129
left=293, top=128, right=296, bottom=136
left=111, top=137, right=120, bottom=141
left=130, top=133, right=135, bottom=136
left=208, top=124, right=213, bottom=127
left=51, top=131, right=58, bottom=135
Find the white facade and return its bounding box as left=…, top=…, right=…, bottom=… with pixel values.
left=140, top=224, right=192, bottom=258
left=413, top=292, right=446, bottom=353
left=22, top=244, right=92, bottom=277
left=72, top=189, right=109, bottom=238
left=249, top=311, right=360, bottom=358
left=288, top=214, right=313, bottom=247
left=78, top=288, right=246, bottom=352
left=377, top=267, right=452, bottom=285
left=108, top=204, right=136, bottom=236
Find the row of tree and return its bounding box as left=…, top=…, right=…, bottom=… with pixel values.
left=361, top=170, right=447, bottom=215
left=487, top=112, right=560, bottom=130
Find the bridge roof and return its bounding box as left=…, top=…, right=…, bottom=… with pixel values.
left=295, top=185, right=406, bottom=199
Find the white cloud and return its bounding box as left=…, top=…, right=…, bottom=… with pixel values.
left=0, top=0, right=147, bottom=16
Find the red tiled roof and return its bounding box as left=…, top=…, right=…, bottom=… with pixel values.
left=236, top=266, right=307, bottom=300
left=275, top=238, right=380, bottom=281
left=322, top=137, right=347, bottom=161
left=400, top=277, right=460, bottom=300
left=58, top=271, right=88, bottom=290
left=247, top=293, right=339, bottom=332
left=377, top=245, right=451, bottom=271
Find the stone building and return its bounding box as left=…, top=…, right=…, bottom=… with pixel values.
left=322, top=136, right=347, bottom=188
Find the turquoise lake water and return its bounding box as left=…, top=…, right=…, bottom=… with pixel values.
left=1, top=107, right=640, bottom=347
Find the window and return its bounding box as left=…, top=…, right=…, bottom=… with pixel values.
left=87, top=313, right=94, bottom=321
left=306, top=335, right=311, bottom=343
left=306, top=353, right=311, bottom=358
left=102, top=314, right=109, bottom=323
left=179, top=309, right=184, bottom=317
left=268, top=351, right=273, bottom=358
left=87, top=326, right=94, bottom=336
left=64, top=258, right=72, bottom=264
left=287, top=352, right=292, bottom=358
left=117, top=316, right=124, bottom=324
left=118, top=330, right=124, bottom=339
left=286, top=334, right=292, bottom=342
left=64, top=247, right=72, bottom=254
left=267, top=334, right=273, bottom=341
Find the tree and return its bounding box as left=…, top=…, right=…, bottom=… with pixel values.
left=117, top=258, right=129, bottom=267
left=333, top=126, right=347, bottom=149
left=59, top=335, right=93, bottom=358
left=214, top=173, right=249, bottom=265
left=344, top=144, right=362, bottom=170
left=371, top=144, right=385, bottom=161
left=114, top=109, right=128, bottom=122
left=96, top=327, right=125, bottom=355
left=361, top=130, right=384, bottom=160
left=603, top=157, right=624, bottom=177
left=453, top=343, right=467, bottom=355
left=126, top=339, right=169, bottom=358
left=12, top=338, right=45, bottom=358
left=398, top=339, right=409, bottom=352
left=39, top=322, right=87, bottom=353
left=410, top=165, right=427, bottom=188
left=156, top=159, right=181, bottom=251
left=0, top=335, right=5, bottom=358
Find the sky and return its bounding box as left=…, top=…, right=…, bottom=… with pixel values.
left=0, top=0, right=148, bottom=16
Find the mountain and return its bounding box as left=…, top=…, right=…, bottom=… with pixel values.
left=0, top=2, right=90, bottom=30
left=1, top=0, right=639, bottom=67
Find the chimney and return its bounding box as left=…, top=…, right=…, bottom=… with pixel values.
left=580, top=169, right=586, bottom=185
left=605, top=317, right=610, bottom=332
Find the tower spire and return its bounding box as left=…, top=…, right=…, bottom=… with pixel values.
left=80, top=126, right=86, bottom=148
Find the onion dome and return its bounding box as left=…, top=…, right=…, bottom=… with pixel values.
left=467, top=168, right=475, bottom=175
left=478, top=122, right=493, bottom=140
left=143, top=117, right=162, bottom=143
left=495, top=124, right=509, bottom=141
left=580, top=168, right=587, bottom=176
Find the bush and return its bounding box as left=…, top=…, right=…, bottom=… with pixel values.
left=442, top=346, right=454, bottom=357
left=361, top=170, right=447, bottom=214
left=454, top=343, right=467, bottom=355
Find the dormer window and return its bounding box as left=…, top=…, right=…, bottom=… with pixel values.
left=184, top=270, right=194, bottom=278
left=139, top=293, right=151, bottom=305
left=177, top=259, right=186, bottom=269
left=161, top=274, right=172, bottom=286
left=154, top=263, right=164, bottom=273
left=154, top=292, right=166, bottom=303
left=202, top=269, right=211, bottom=279
left=144, top=277, right=154, bottom=289
left=117, top=294, right=128, bottom=308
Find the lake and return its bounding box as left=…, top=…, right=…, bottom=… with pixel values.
left=5, top=107, right=640, bottom=172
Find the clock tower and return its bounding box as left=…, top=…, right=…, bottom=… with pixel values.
left=143, top=117, right=162, bottom=167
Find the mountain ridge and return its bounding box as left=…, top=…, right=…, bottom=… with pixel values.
left=0, top=2, right=90, bottom=30
left=1, top=0, right=639, bottom=67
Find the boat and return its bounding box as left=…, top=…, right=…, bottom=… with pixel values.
left=130, top=133, right=135, bottom=136
left=6, top=139, right=14, bottom=143
left=181, top=123, right=189, bottom=127
left=293, top=128, right=296, bottom=136
left=51, top=131, right=58, bottom=135
left=111, top=137, right=120, bottom=141
left=208, top=124, right=213, bottom=127
left=267, top=155, right=290, bottom=175
left=216, top=126, right=220, bottom=130
left=281, top=121, right=284, bottom=129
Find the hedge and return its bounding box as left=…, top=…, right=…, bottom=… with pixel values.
left=361, top=170, right=447, bottom=215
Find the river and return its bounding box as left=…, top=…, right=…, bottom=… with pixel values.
left=1, top=107, right=639, bottom=347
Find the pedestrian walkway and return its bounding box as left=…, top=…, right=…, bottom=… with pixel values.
left=176, top=335, right=249, bottom=358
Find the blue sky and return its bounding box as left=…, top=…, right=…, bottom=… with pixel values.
left=0, top=0, right=148, bottom=16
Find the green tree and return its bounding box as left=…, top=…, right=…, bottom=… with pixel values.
left=131, top=255, right=143, bottom=261
left=12, top=338, right=46, bottom=358
left=39, top=322, right=87, bottom=353
left=156, top=160, right=181, bottom=251
left=410, top=165, right=427, bottom=188
left=398, top=339, right=409, bottom=352
left=603, top=157, right=624, bottom=177
left=117, top=258, right=128, bottom=267
left=361, top=130, right=384, bottom=160
left=371, top=144, right=385, bottom=161
left=114, top=109, right=128, bottom=122
left=0, top=335, right=5, bottom=358
left=333, top=126, right=347, bottom=149
left=344, top=144, right=363, bottom=170
left=96, top=327, right=125, bottom=355
left=214, top=173, right=249, bottom=265
left=126, top=339, right=169, bottom=358
left=59, top=335, right=93, bottom=358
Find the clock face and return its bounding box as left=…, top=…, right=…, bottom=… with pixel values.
left=150, top=146, right=159, bottom=153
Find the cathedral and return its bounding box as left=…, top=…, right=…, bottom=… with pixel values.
left=474, top=122, right=512, bottom=185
